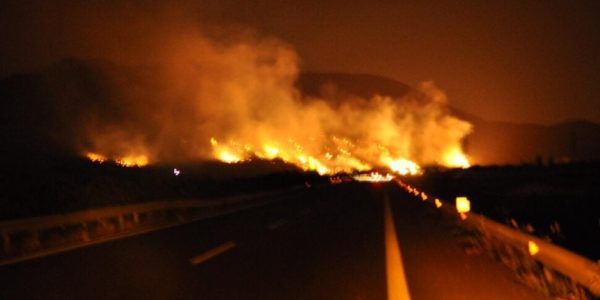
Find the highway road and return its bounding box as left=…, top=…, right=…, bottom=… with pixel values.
left=0, top=182, right=547, bottom=299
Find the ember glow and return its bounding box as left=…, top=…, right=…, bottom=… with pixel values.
left=77, top=27, right=471, bottom=173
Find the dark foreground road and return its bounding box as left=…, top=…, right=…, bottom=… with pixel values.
left=0, top=182, right=546, bottom=299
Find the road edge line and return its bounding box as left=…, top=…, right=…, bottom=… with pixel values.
left=384, top=191, right=412, bottom=300
left=190, top=241, right=237, bottom=265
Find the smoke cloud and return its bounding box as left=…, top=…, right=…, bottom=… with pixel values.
left=1, top=1, right=472, bottom=172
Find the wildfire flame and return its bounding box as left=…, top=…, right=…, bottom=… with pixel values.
left=85, top=152, right=148, bottom=167
left=77, top=29, right=472, bottom=173
left=115, top=155, right=149, bottom=167
left=444, top=148, right=471, bottom=168
left=353, top=172, right=395, bottom=182
left=86, top=152, right=107, bottom=163
left=206, top=132, right=467, bottom=176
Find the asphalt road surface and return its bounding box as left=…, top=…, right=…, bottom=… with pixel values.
left=0, top=182, right=547, bottom=299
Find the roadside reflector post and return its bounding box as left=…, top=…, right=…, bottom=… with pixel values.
left=456, top=196, right=471, bottom=216
left=133, top=212, right=140, bottom=224
left=1, top=232, right=10, bottom=255
left=29, top=230, right=41, bottom=250
left=528, top=241, right=539, bottom=256
left=118, top=214, right=125, bottom=230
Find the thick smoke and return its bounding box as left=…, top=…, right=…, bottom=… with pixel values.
left=2, top=2, right=472, bottom=170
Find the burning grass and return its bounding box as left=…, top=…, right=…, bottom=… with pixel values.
left=68, top=27, right=473, bottom=174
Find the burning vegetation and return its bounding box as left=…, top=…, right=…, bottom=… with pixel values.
left=75, top=32, right=472, bottom=174
left=81, top=70, right=472, bottom=174
left=0, top=3, right=472, bottom=174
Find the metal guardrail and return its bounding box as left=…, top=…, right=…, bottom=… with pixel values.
left=466, top=212, right=600, bottom=297
left=394, top=179, right=600, bottom=299
left=0, top=186, right=303, bottom=266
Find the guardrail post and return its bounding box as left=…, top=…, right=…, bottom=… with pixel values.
left=79, top=222, right=91, bottom=242
left=175, top=210, right=183, bottom=222
left=118, top=215, right=125, bottom=230
left=132, top=212, right=139, bottom=224
left=2, top=232, right=10, bottom=255
left=29, top=231, right=41, bottom=251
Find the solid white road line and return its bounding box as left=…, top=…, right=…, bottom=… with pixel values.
left=384, top=192, right=412, bottom=300
left=190, top=241, right=237, bottom=265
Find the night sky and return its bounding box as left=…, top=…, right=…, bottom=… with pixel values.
left=1, top=0, right=599, bottom=125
